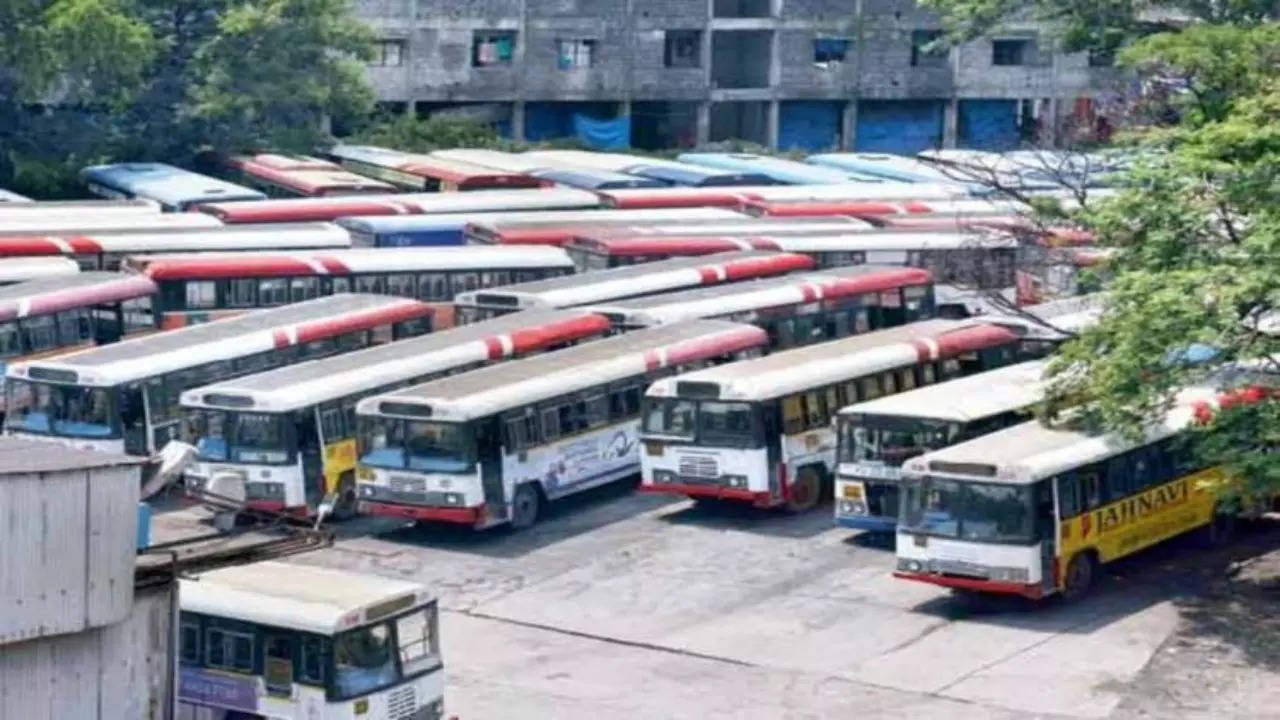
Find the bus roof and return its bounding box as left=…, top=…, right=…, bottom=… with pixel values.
left=840, top=359, right=1048, bottom=422
left=141, top=245, right=573, bottom=279
left=597, top=182, right=966, bottom=209
left=572, top=217, right=871, bottom=240
left=328, top=145, right=545, bottom=188
left=531, top=167, right=667, bottom=190
left=430, top=149, right=549, bottom=174
left=0, top=212, right=222, bottom=235
left=195, top=188, right=600, bottom=223
left=11, top=294, right=430, bottom=386
left=467, top=208, right=746, bottom=245
left=577, top=231, right=1017, bottom=256
left=518, top=150, right=657, bottom=173
left=358, top=320, right=768, bottom=422
left=677, top=152, right=872, bottom=185
left=0, top=198, right=159, bottom=215
left=807, top=153, right=981, bottom=186
left=0, top=257, right=80, bottom=283
left=180, top=561, right=430, bottom=635
left=0, top=189, right=31, bottom=202
left=584, top=265, right=932, bottom=326
left=0, top=272, right=157, bottom=322
left=646, top=319, right=1019, bottom=402
left=228, top=155, right=396, bottom=195
left=181, top=309, right=611, bottom=413
left=454, top=251, right=814, bottom=309
left=80, top=163, right=265, bottom=207
left=0, top=223, right=349, bottom=258
left=743, top=198, right=1026, bottom=218
left=342, top=207, right=732, bottom=236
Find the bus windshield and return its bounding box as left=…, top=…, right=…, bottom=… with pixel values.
left=642, top=398, right=760, bottom=448
left=359, top=418, right=475, bottom=472
left=6, top=380, right=118, bottom=438
left=331, top=604, right=439, bottom=701
left=900, top=476, right=1035, bottom=544
left=189, top=410, right=293, bottom=465
left=839, top=415, right=960, bottom=466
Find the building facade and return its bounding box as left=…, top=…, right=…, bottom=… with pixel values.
left=355, top=0, right=1122, bottom=152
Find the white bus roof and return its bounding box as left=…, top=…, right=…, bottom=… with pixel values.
left=454, top=251, right=813, bottom=310
left=431, top=149, right=549, bottom=173
left=519, top=150, right=655, bottom=173
left=0, top=257, right=80, bottom=283
left=197, top=188, right=601, bottom=223
left=583, top=265, right=931, bottom=326
left=0, top=223, right=349, bottom=258
left=141, top=245, right=572, bottom=280
left=357, top=320, right=768, bottom=422
left=180, top=309, right=610, bottom=413
left=10, top=294, right=429, bottom=387
left=469, top=207, right=744, bottom=230
left=766, top=232, right=1018, bottom=252
left=0, top=198, right=159, bottom=216
left=574, top=218, right=872, bottom=238
left=0, top=272, right=157, bottom=322
left=180, top=561, right=430, bottom=635
left=840, top=360, right=1049, bottom=423
left=0, top=212, right=221, bottom=235
left=646, top=319, right=1019, bottom=402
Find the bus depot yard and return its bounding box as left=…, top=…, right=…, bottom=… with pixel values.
left=4, top=146, right=1280, bottom=720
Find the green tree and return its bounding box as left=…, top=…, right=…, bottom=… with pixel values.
left=350, top=113, right=504, bottom=153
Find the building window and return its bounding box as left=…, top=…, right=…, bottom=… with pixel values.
left=813, top=37, right=850, bottom=67
left=992, top=38, right=1034, bottom=66
left=910, top=30, right=947, bottom=67
left=473, top=31, right=516, bottom=67
left=557, top=39, right=597, bottom=69
left=664, top=30, right=702, bottom=68
left=371, top=40, right=404, bottom=67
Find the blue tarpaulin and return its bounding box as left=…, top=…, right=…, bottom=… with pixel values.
left=573, top=113, right=631, bottom=149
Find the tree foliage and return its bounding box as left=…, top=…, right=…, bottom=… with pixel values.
left=350, top=113, right=505, bottom=154
left=0, top=0, right=375, bottom=195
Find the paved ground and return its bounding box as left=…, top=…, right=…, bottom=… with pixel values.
left=157, top=483, right=1280, bottom=719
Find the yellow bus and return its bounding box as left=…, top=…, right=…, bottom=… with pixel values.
left=892, top=385, right=1268, bottom=599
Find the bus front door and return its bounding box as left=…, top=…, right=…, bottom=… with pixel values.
left=477, top=419, right=505, bottom=522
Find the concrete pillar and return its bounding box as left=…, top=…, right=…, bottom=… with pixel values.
left=766, top=100, right=780, bottom=150
left=511, top=101, right=526, bottom=142
left=696, top=101, right=711, bottom=146
left=943, top=98, right=959, bottom=148
left=841, top=100, right=857, bottom=151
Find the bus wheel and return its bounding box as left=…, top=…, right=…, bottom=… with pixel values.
left=332, top=473, right=358, bottom=521
left=510, top=483, right=541, bottom=530
left=1062, top=552, right=1095, bottom=600
left=785, top=468, right=822, bottom=513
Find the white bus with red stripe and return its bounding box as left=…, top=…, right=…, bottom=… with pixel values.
left=0, top=257, right=80, bottom=284
left=193, top=187, right=601, bottom=224
left=639, top=319, right=1024, bottom=511
left=597, top=182, right=967, bottom=209
left=0, top=198, right=160, bottom=217
left=0, top=210, right=220, bottom=235
left=354, top=320, right=768, bottom=529
left=179, top=309, right=612, bottom=518
left=327, top=145, right=548, bottom=191
left=4, top=294, right=433, bottom=457
left=140, top=246, right=574, bottom=329
left=583, top=266, right=936, bottom=346
left=221, top=153, right=397, bottom=197
left=741, top=198, right=1026, bottom=219
left=462, top=207, right=745, bottom=246
left=453, top=251, right=815, bottom=321
left=0, top=223, right=350, bottom=269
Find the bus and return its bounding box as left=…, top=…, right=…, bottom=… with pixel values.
left=583, top=265, right=936, bottom=341
left=0, top=223, right=350, bottom=270
left=891, top=380, right=1273, bottom=600
left=0, top=189, right=31, bottom=202
left=677, top=152, right=882, bottom=184
left=4, top=294, right=433, bottom=456
left=179, top=309, right=612, bottom=517
left=139, top=246, right=575, bottom=329
left=80, top=162, right=265, bottom=210
left=0, top=211, right=221, bottom=235
left=532, top=167, right=668, bottom=191
left=454, top=251, right=815, bottom=321
left=521, top=150, right=777, bottom=187
left=740, top=198, right=1026, bottom=218
left=638, top=319, right=1024, bottom=511
left=462, top=207, right=745, bottom=245
left=354, top=319, right=769, bottom=530
left=220, top=153, right=397, bottom=197
left=430, top=148, right=548, bottom=174
left=807, top=153, right=988, bottom=192
left=0, top=257, right=80, bottom=284
left=195, top=187, right=601, bottom=224
left=326, top=144, right=546, bottom=191
left=596, top=182, right=967, bottom=209
left=178, top=561, right=443, bottom=720
left=0, top=198, right=160, bottom=219
left=833, top=359, right=1049, bottom=532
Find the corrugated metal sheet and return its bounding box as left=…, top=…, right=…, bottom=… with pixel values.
left=88, top=465, right=142, bottom=628
left=855, top=100, right=945, bottom=155
left=958, top=99, right=1020, bottom=151
left=778, top=101, right=843, bottom=152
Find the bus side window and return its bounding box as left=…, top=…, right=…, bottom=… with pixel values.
left=264, top=634, right=295, bottom=696
left=1106, top=454, right=1131, bottom=498
left=332, top=277, right=351, bottom=294
left=842, top=380, right=860, bottom=404
left=921, top=363, right=936, bottom=385
left=781, top=395, right=805, bottom=434
left=804, top=391, right=826, bottom=428
left=825, top=386, right=842, bottom=417
left=419, top=273, right=448, bottom=301
left=179, top=618, right=201, bottom=664
left=776, top=319, right=797, bottom=349
left=898, top=368, right=917, bottom=391
left=540, top=405, right=562, bottom=442
left=206, top=625, right=255, bottom=673
left=1056, top=474, right=1081, bottom=518
left=300, top=635, right=326, bottom=685
left=860, top=375, right=882, bottom=400
left=1080, top=466, right=1104, bottom=509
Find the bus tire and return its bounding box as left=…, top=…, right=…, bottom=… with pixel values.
left=332, top=472, right=358, bottom=521
left=785, top=467, right=823, bottom=513
left=510, top=483, right=541, bottom=530
left=1062, top=551, right=1096, bottom=600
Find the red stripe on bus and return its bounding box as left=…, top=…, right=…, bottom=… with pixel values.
left=488, top=227, right=578, bottom=246
left=744, top=200, right=908, bottom=218
left=506, top=314, right=612, bottom=355
left=902, top=201, right=934, bottom=213
left=64, top=235, right=105, bottom=253
left=146, top=257, right=319, bottom=279
left=19, top=276, right=157, bottom=321
left=315, top=256, right=349, bottom=274
left=719, top=253, right=814, bottom=281
left=291, top=301, right=433, bottom=344
left=0, top=237, right=66, bottom=256
left=933, top=324, right=1020, bottom=357
left=597, top=189, right=762, bottom=209
left=657, top=326, right=769, bottom=366
left=272, top=329, right=291, bottom=348
left=483, top=336, right=506, bottom=359
left=819, top=267, right=934, bottom=299
left=194, top=199, right=416, bottom=224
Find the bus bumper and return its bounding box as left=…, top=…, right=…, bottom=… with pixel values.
left=360, top=500, right=482, bottom=526
left=640, top=481, right=772, bottom=506
left=836, top=514, right=897, bottom=532
left=893, top=571, right=1044, bottom=600
left=243, top=499, right=308, bottom=517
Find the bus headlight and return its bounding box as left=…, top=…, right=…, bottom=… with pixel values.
left=356, top=466, right=375, bottom=481
left=651, top=470, right=676, bottom=484
left=897, top=558, right=924, bottom=573
left=989, top=566, right=1030, bottom=582
left=443, top=492, right=463, bottom=506
left=359, top=484, right=374, bottom=497
left=724, top=475, right=746, bottom=488
left=837, top=500, right=867, bottom=515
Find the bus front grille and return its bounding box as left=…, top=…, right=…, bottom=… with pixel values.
left=387, top=684, right=417, bottom=719
left=677, top=454, right=719, bottom=479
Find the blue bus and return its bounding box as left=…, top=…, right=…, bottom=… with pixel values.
left=81, top=163, right=266, bottom=211
left=520, top=151, right=778, bottom=188
left=531, top=167, right=667, bottom=190
left=677, top=152, right=879, bottom=185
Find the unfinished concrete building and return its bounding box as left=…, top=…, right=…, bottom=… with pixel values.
left=356, top=0, right=1121, bottom=152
